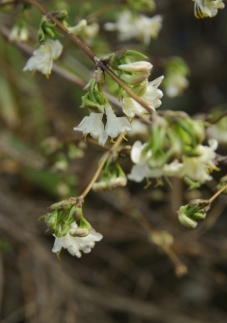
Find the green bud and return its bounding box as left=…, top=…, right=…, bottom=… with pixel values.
left=178, top=206, right=198, bottom=229
left=45, top=210, right=58, bottom=233
left=81, top=92, right=105, bottom=113
left=120, top=72, right=149, bottom=85
left=52, top=10, right=68, bottom=20
left=125, top=50, right=148, bottom=60
left=68, top=19, right=87, bottom=35
left=177, top=199, right=210, bottom=229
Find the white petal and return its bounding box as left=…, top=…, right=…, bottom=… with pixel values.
left=131, top=141, right=143, bottom=164
left=105, top=105, right=131, bottom=138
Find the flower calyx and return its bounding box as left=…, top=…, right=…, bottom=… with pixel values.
left=45, top=197, right=84, bottom=237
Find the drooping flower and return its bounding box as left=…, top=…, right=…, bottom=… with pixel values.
left=52, top=222, right=103, bottom=257
left=180, top=139, right=219, bottom=183
left=104, top=10, right=163, bottom=45
left=122, top=76, right=164, bottom=118
left=73, top=112, right=108, bottom=146
left=128, top=141, right=163, bottom=182
left=23, top=39, right=63, bottom=77
left=164, top=74, right=189, bottom=97
left=68, top=19, right=99, bottom=45
left=105, top=104, right=131, bottom=139
left=9, top=21, right=29, bottom=42
left=193, top=0, right=225, bottom=18
left=74, top=105, right=131, bottom=146
left=134, top=14, right=163, bottom=45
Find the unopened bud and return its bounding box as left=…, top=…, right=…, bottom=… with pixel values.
left=68, top=19, right=87, bottom=35
left=118, top=61, right=152, bottom=73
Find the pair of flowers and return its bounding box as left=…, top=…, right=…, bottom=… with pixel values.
left=104, top=10, right=163, bottom=45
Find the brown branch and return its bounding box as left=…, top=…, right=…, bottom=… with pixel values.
left=11, top=0, right=156, bottom=115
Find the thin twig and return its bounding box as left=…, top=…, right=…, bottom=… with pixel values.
left=13, top=0, right=155, bottom=115
left=79, top=135, right=123, bottom=199
left=208, top=183, right=227, bottom=204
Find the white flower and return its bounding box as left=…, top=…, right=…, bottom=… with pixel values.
left=128, top=141, right=162, bottom=182
left=164, top=139, right=218, bottom=183
left=134, top=14, right=163, bottom=45
left=105, top=104, right=131, bottom=138
left=104, top=10, right=136, bottom=41
left=122, top=76, right=164, bottom=118
left=206, top=123, right=227, bottom=145
left=23, top=39, right=63, bottom=77
left=9, top=23, right=29, bottom=42
left=193, top=0, right=225, bottom=18
left=104, top=10, right=163, bottom=45
left=73, top=112, right=108, bottom=146
left=180, top=139, right=218, bottom=183
left=52, top=222, right=103, bottom=257
left=165, top=74, right=189, bottom=97
left=127, top=119, right=149, bottom=137
left=68, top=19, right=99, bottom=45
left=128, top=139, right=218, bottom=184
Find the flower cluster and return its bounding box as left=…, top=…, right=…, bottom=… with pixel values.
left=193, top=0, right=225, bottom=18
left=74, top=50, right=164, bottom=145
left=44, top=198, right=102, bottom=257
left=104, top=10, right=163, bottom=45
left=128, top=112, right=219, bottom=187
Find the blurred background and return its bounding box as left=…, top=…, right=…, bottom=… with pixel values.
left=1, top=0, right=227, bottom=322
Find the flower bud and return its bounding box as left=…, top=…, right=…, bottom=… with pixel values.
left=178, top=206, right=198, bottom=229
left=118, top=61, right=152, bottom=73
left=68, top=19, right=87, bottom=35
left=120, top=72, right=150, bottom=85
left=177, top=199, right=210, bottom=229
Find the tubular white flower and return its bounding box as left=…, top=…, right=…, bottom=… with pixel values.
left=105, top=104, right=131, bottom=138
left=23, top=39, right=63, bottom=77
left=52, top=222, right=103, bottom=257
left=122, top=76, right=164, bottom=118
left=73, top=112, right=108, bottom=146
left=193, top=0, right=225, bottom=18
